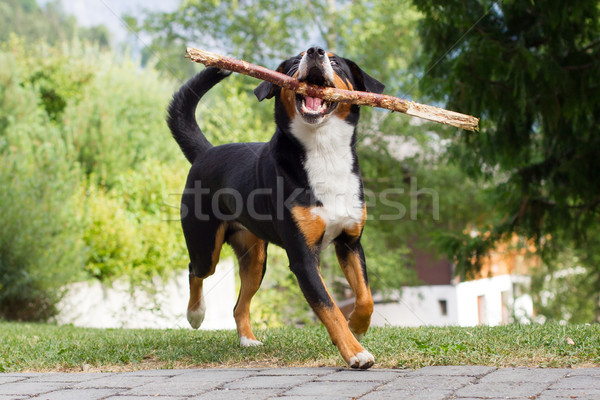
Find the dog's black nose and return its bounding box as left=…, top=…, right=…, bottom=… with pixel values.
left=306, top=46, right=326, bottom=60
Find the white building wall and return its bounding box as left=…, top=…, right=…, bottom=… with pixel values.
left=55, top=259, right=237, bottom=330
left=370, top=285, right=457, bottom=327
left=371, top=275, right=529, bottom=327
left=455, top=275, right=513, bottom=326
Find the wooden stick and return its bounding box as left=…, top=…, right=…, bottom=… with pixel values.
left=186, top=47, right=480, bottom=132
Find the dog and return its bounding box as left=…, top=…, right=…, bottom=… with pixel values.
left=167, top=46, right=385, bottom=369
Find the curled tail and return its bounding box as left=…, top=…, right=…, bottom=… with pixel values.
left=167, top=67, right=232, bottom=164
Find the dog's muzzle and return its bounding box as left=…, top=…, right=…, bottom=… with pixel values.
left=295, top=46, right=338, bottom=122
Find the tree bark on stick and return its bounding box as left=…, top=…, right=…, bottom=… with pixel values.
left=186, top=47, right=480, bottom=132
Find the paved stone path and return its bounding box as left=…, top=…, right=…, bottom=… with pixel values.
left=1, top=366, right=599, bottom=400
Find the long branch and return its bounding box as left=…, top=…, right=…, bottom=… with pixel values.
left=186, top=47, right=480, bottom=132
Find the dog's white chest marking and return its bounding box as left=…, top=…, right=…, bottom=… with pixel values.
left=290, top=117, right=363, bottom=246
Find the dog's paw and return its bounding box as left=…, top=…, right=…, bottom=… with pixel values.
left=187, top=306, right=206, bottom=330
left=240, top=336, right=263, bottom=347
left=349, top=350, right=375, bottom=369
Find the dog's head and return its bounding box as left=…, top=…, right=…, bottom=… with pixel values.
left=254, top=46, right=385, bottom=126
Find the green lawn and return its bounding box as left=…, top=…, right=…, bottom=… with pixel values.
left=1, top=322, right=598, bottom=372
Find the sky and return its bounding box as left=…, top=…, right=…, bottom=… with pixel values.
left=39, top=0, right=179, bottom=44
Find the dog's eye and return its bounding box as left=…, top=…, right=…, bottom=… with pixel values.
left=330, top=59, right=338, bottom=66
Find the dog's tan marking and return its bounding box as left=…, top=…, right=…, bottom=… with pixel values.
left=280, top=87, right=297, bottom=120
left=332, top=73, right=354, bottom=120
left=187, top=275, right=203, bottom=313
left=280, top=71, right=300, bottom=119
left=291, top=206, right=326, bottom=248
left=335, top=245, right=373, bottom=338
left=312, top=300, right=373, bottom=368
left=344, top=205, right=367, bottom=238
left=301, top=267, right=373, bottom=368
left=229, top=229, right=267, bottom=344
left=210, top=223, right=227, bottom=274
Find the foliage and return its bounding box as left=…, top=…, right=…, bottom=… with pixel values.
left=0, top=49, right=86, bottom=321
left=414, top=0, right=600, bottom=318
left=0, top=34, right=192, bottom=319
left=530, top=237, right=600, bottom=324
left=0, top=0, right=109, bottom=47
left=82, top=161, right=189, bottom=283
left=59, top=47, right=182, bottom=186
left=132, top=0, right=421, bottom=88
left=197, top=76, right=275, bottom=145
left=2, top=321, right=599, bottom=372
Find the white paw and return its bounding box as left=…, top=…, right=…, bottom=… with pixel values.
left=187, top=306, right=205, bottom=329
left=240, top=336, right=263, bottom=347
left=349, top=350, right=375, bottom=369
left=187, top=288, right=206, bottom=329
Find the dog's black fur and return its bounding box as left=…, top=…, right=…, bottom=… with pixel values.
left=168, top=46, right=384, bottom=368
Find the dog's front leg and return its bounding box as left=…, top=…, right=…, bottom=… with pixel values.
left=288, top=250, right=375, bottom=369
left=334, top=239, right=373, bottom=341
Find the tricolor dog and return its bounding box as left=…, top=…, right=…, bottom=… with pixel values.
left=167, top=46, right=385, bottom=369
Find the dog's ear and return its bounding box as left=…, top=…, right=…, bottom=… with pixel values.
left=254, top=81, right=277, bottom=101
left=254, top=60, right=291, bottom=101
left=343, top=58, right=385, bottom=94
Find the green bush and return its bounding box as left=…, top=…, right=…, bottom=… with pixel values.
left=0, top=38, right=194, bottom=320
left=81, top=160, right=189, bottom=283
left=0, top=49, right=85, bottom=320
left=58, top=43, right=181, bottom=186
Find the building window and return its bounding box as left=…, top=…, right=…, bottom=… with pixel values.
left=438, top=299, right=448, bottom=316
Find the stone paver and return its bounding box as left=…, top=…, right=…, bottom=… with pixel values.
left=549, top=375, right=600, bottom=389
left=2, top=366, right=600, bottom=399
left=73, top=375, right=161, bottom=388
left=477, top=367, right=569, bottom=383
left=223, top=375, right=316, bottom=390
left=362, top=388, right=453, bottom=400
left=257, top=368, right=339, bottom=376
left=0, top=377, right=24, bottom=385
left=379, top=374, right=476, bottom=391
left=29, top=388, right=122, bottom=400
left=282, top=380, right=381, bottom=399
left=412, top=365, right=496, bottom=376
left=565, top=368, right=600, bottom=376
left=106, top=397, right=187, bottom=400
left=192, top=388, right=286, bottom=400
left=538, top=389, right=600, bottom=400
left=455, top=381, right=549, bottom=399
left=27, top=373, right=107, bottom=383
left=315, top=369, right=404, bottom=382
left=0, top=381, right=68, bottom=396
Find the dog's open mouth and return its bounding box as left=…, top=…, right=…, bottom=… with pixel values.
left=295, top=94, right=336, bottom=118
left=295, top=68, right=337, bottom=121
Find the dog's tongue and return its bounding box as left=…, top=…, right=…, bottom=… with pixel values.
left=305, top=96, right=322, bottom=111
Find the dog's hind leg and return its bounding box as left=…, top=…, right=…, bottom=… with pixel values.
left=181, top=201, right=227, bottom=329
left=227, top=228, right=267, bottom=347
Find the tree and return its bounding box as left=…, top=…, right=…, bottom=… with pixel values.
left=414, top=0, right=600, bottom=320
